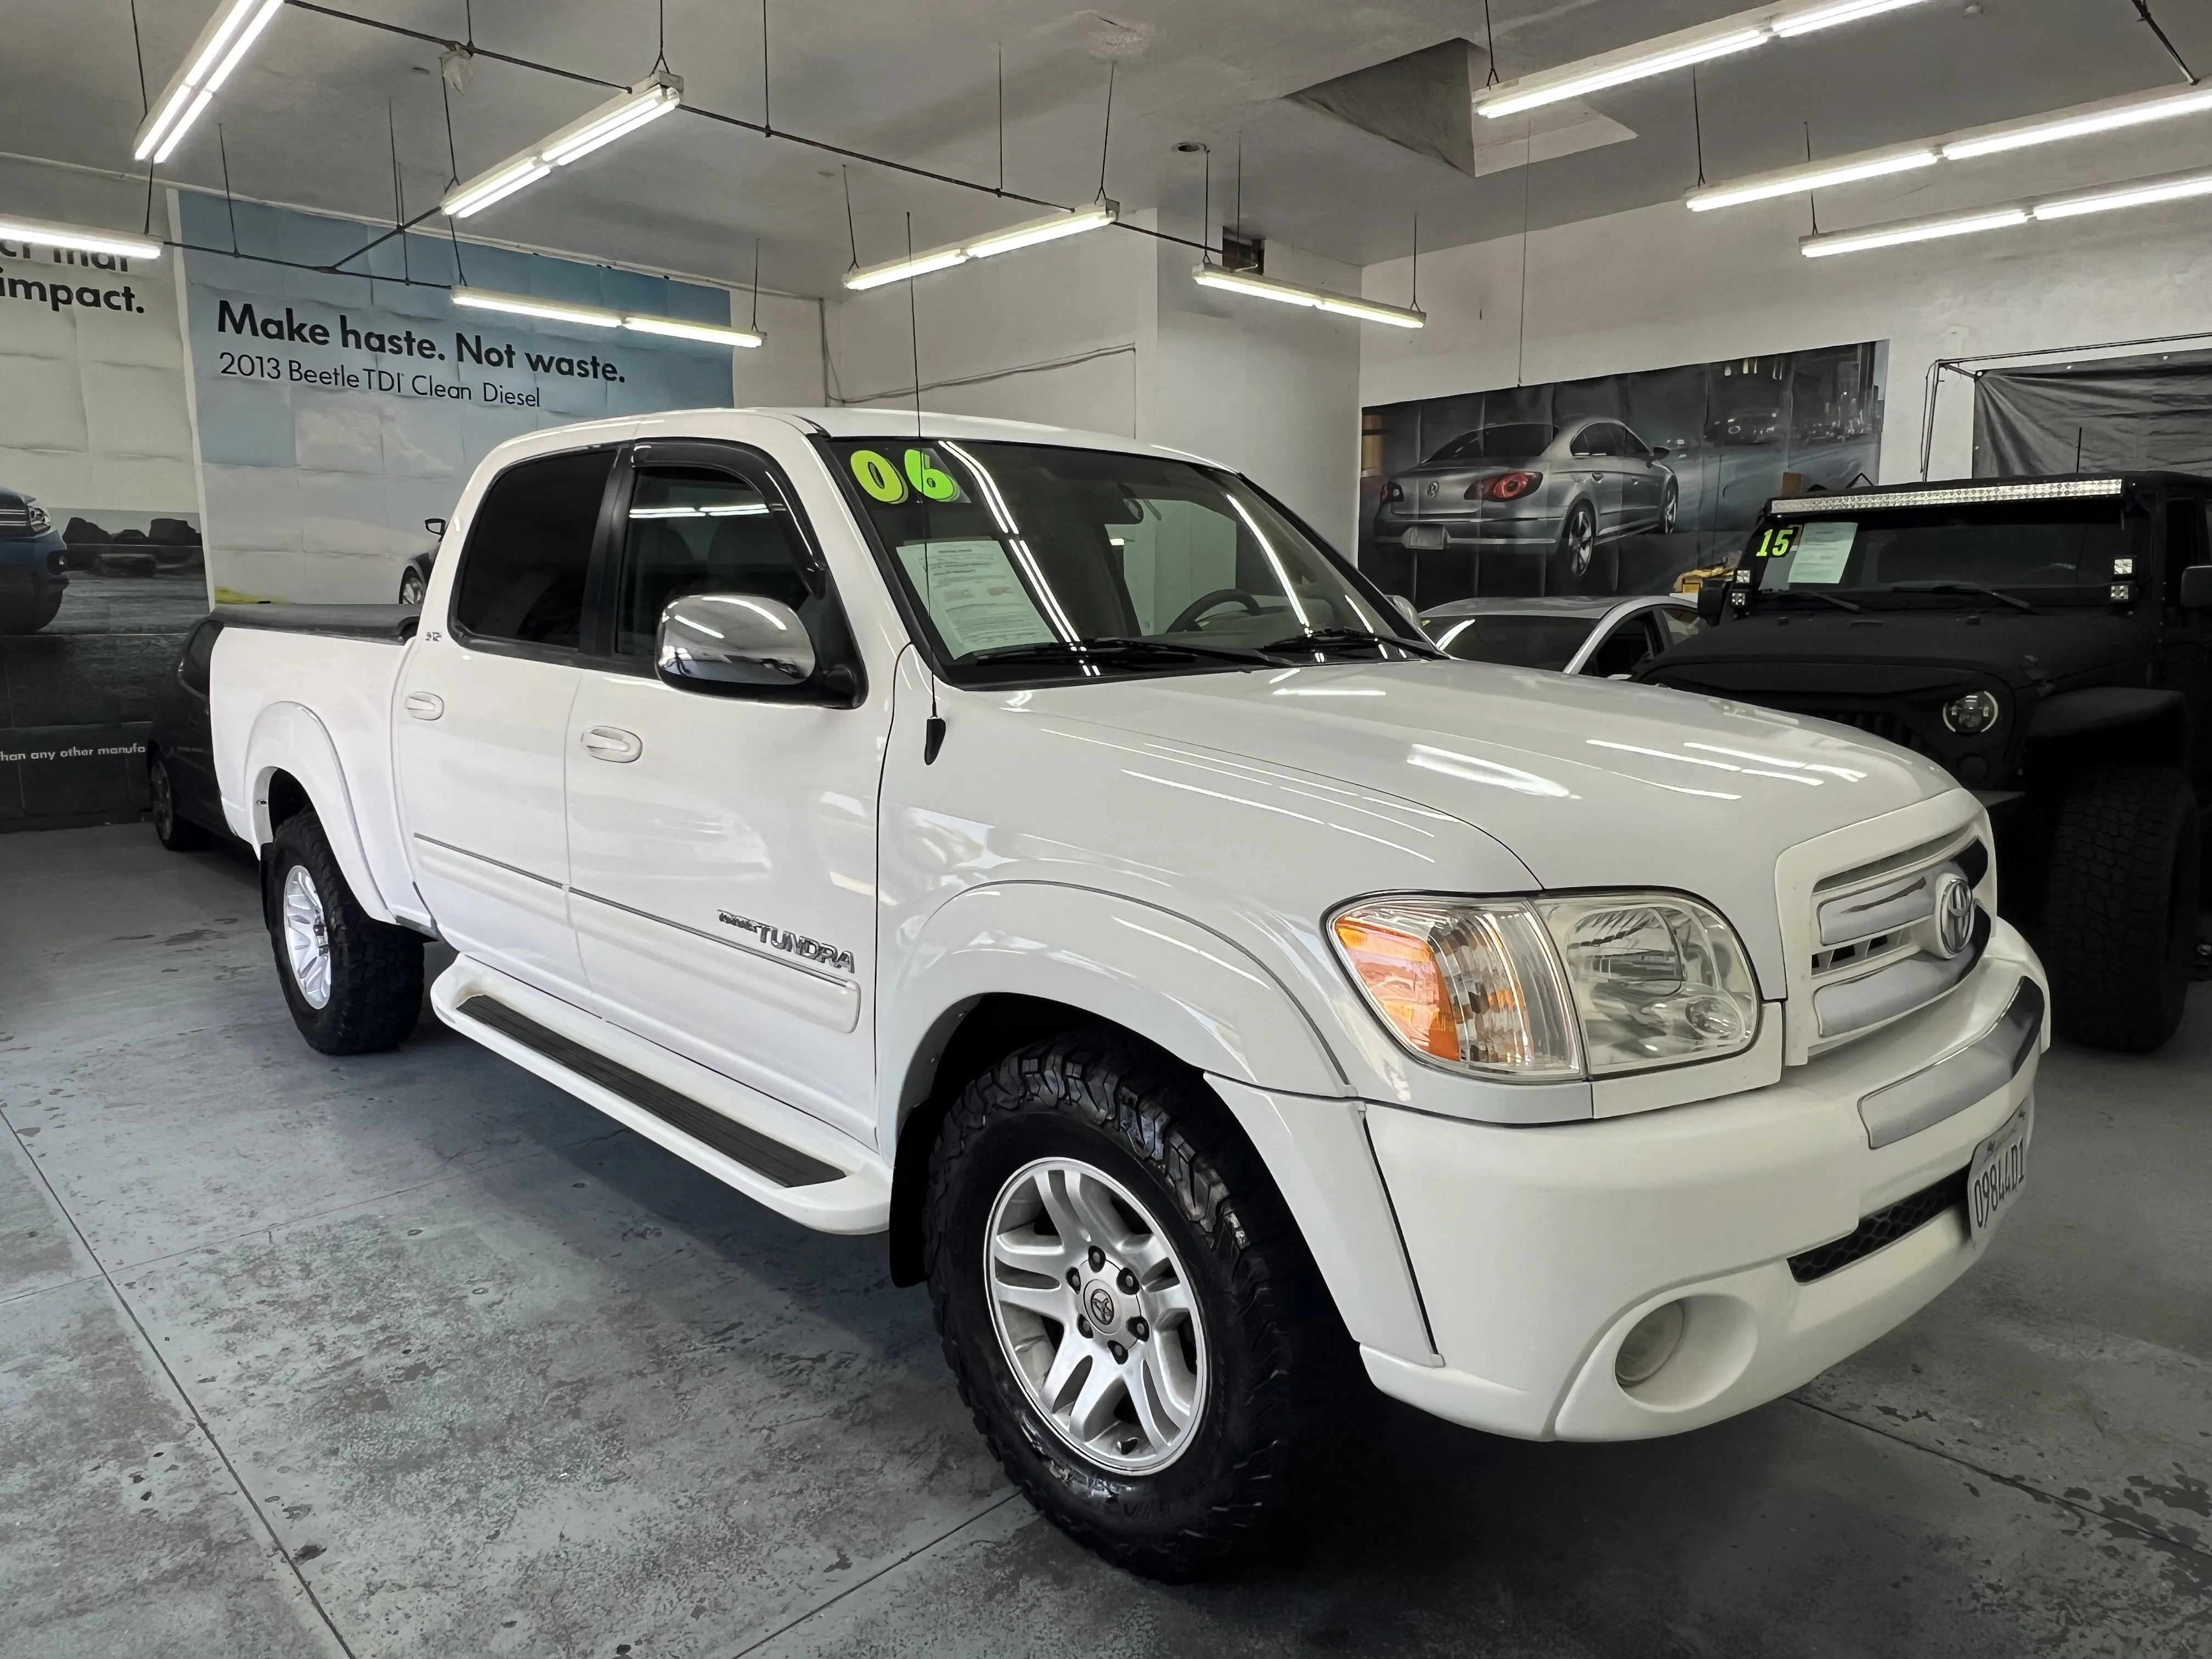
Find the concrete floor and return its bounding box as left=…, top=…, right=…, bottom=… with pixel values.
left=3, top=825, right=2207, bottom=1659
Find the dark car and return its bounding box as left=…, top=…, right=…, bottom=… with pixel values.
left=1375, top=417, right=1678, bottom=595
left=0, top=486, right=71, bottom=633
left=398, top=516, right=447, bottom=605
left=1421, top=594, right=1706, bottom=678
left=147, top=614, right=230, bottom=850
left=1642, top=473, right=2212, bottom=1052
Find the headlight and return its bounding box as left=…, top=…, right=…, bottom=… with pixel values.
left=1942, top=690, right=1999, bottom=735
left=1330, top=891, right=1760, bottom=1080
left=26, top=501, right=50, bottom=533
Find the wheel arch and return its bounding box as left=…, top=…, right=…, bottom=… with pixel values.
left=241, top=702, right=398, bottom=925
left=2024, top=686, right=2187, bottom=774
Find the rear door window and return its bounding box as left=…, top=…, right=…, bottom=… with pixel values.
left=450, top=448, right=617, bottom=651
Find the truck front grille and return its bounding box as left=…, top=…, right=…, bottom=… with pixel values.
left=1809, top=708, right=1933, bottom=756
left=1803, top=829, right=1989, bottom=1054
left=0, top=506, right=32, bottom=535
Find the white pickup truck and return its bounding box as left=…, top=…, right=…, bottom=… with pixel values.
left=210, top=409, right=2046, bottom=1576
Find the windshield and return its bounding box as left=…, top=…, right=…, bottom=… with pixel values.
left=1427, top=612, right=1595, bottom=670
left=1753, top=503, right=2134, bottom=597
left=1426, top=425, right=1555, bottom=464
left=830, top=438, right=1417, bottom=682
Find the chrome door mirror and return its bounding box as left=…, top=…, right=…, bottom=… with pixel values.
left=655, top=592, right=817, bottom=692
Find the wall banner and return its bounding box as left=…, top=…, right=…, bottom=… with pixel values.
left=1361, top=342, right=1886, bottom=608
left=0, top=196, right=202, bottom=831
left=179, top=193, right=740, bottom=605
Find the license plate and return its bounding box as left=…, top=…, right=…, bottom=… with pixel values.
left=1966, top=1098, right=2032, bottom=1243
left=1402, top=524, right=1447, bottom=550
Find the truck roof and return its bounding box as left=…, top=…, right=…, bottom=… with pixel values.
left=1762, top=471, right=2212, bottom=518
left=608, top=406, right=1217, bottom=468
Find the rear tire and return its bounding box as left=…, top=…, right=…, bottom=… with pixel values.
left=267, top=810, right=423, bottom=1054
left=922, top=1029, right=1355, bottom=1579
left=149, top=753, right=213, bottom=851
left=1545, top=501, right=1599, bottom=595
left=2038, top=765, right=2199, bottom=1052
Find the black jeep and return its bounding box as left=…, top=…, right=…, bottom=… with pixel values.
left=1641, top=474, right=2210, bottom=1052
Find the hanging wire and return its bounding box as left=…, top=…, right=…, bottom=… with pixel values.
left=1515, top=125, right=1532, bottom=386
left=1482, top=0, right=1501, bottom=85
left=1409, top=207, right=1419, bottom=309
left=652, top=0, right=668, bottom=74
left=750, top=236, right=761, bottom=330
left=996, top=45, right=1005, bottom=196
left=218, top=125, right=241, bottom=254
left=760, top=0, right=772, bottom=134
left=438, top=71, right=469, bottom=285
left=1691, top=66, right=1706, bottom=187
left=1096, top=60, right=1116, bottom=200
left=389, top=99, right=411, bottom=284
left=905, top=212, right=923, bottom=436
left=128, top=0, right=149, bottom=111
left=1804, top=121, right=1819, bottom=235
left=2132, top=1, right=2198, bottom=83
left=842, top=165, right=859, bottom=269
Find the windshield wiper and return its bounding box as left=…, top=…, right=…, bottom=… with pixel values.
left=1257, top=625, right=1447, bottom=660
left=1892, top=581, right=2035, bottom=613
left=960, top=636, right=1272, bottom=668
left=1765, top=589, right=1862, bottom=613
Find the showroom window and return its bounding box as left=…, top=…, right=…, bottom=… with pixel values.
left=449, top=448, right=617, bottom=651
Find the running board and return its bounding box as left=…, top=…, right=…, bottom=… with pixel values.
left=431, top=957, right=890, bottom=1234
left=459, top=996, right=840, bottom=1188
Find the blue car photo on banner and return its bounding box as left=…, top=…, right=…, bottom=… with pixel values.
left=180, top=193, right=738, bottom=603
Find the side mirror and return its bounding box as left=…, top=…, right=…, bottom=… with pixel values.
left=1696, top=579, right=1730, bottom=625
left=656, top=592, right=817, bottom=692
left=424, top=517, right=447, bottom=539
left=1388, top=594, right=1423, bottom=629
left=2181, top=564, right=2212, bottom=610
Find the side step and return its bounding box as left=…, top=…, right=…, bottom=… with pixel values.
left=431, top=956, right=890, bottom=1234
left=459, top=996, right=840, bottom=1188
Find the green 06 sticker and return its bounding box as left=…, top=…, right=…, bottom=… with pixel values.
left=849, top=448, right=907, bottom=503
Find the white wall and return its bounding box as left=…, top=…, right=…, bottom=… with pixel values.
left=1360, top=189, right=2212, bottom=483
left=822, top=216, right=1363, bottom=554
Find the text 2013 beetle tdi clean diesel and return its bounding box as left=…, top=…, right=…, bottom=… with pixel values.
left=208, top=409, right=2046, bottom=1577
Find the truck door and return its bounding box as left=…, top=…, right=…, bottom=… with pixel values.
left=2160, top=498, right=2212, bottom=780
left=561, top=442, right=885, bottom=1148
left=394, top=445, right=619, bottom=997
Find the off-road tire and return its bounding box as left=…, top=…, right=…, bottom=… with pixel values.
left=148, top=753, right=213, bottom=851
left=922, top=1029, right=1356, bottom=1579
left=2039, top=765, right=2200, bottom=1052
left=267, top=810, right=423, bottom=1054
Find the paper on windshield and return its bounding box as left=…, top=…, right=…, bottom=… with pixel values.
left=1783, top=520, right=1857, bottom=586
left=896, top=540, right=1058, bottom=657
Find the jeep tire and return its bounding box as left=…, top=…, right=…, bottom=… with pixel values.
left=267, top=810, right=424, bottom=1054
left=922, top=1029, right=1355, bottom=1579
left=2038, top=765, right=2200, bottom=1052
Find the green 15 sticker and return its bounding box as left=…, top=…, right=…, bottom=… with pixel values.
left=850, top=447, right=960, bottom=504
left=1748, top=523, right=1799, bottom=560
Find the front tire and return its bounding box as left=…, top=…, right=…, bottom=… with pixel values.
left=398, top=567, right=427, bottom=606
left=922, top=1030, right=1352, bottom=1579
left=149, top=753, right=212, bottom=851
left=267, top=810, right=424, bottom=1054
left=1546, top=501, right=1598, bottom=595
left=2039, top=765, right=2200, bottom=1052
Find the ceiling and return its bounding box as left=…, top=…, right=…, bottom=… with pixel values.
left=5, top=0, right=2209, bottom=298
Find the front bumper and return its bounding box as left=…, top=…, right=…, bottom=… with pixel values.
left=1359, top=918, right=2045, bottom=1441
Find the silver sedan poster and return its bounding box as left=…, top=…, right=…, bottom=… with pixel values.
left=1361, top=342, right=1884, bottom=607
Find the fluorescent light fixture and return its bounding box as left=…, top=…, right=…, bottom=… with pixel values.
left=1770, top=479, right=2123, bottom=514
left=1800, top=206, right=2027, bottom=257
left=964, top=201, right=1120, bottom=258
left=450, top=287, right=620, bottom=327
left=844, top=246, right=970, bottom=291
left=2033, top=167, right=2212, bottom=221
left=132, top=0, right=283, bottom=163
left=1478, top=27, right=1766, bottom=119
left=441, top=74, right=682, bottom=219
left=621, top=314, right=764, bottom=348
left=1944, top=83, right=2212, bottom=160
left=1686, top=146, right=1937, bottom=211
left=1770, top=0, right=1931, bottom=37
left=0, top=214, right=162, bottom=260
left=1191, top=264, right=1425, bottom=329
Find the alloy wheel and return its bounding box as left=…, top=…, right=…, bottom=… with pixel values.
left=281, top=864, right=334, bottom=1009
left=150, top=759, right=174, bottom=838
left=983, top=1156, right=1208, bottom=1475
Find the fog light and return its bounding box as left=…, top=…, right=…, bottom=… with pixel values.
left=1615, top=1300, right=1687, bottom=1387
left=1943, top=690, right=2000, bottom=735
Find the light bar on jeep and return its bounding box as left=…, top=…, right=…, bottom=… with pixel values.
left=1769, top=479, right=2125, bottom=515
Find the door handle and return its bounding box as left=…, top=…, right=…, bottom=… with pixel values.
left=582, top=725, right=643, bottom=763
left=404, top=692, right=444, bottom=720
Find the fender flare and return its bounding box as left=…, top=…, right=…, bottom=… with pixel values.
left=883, top=881, right=1348, bottom=1126
left=240, top=701, right=398, bottom=923
left=2025, top=686, right=2183, bottom=741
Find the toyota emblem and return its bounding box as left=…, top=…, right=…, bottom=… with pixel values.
left=1087, top=1286, right=1117, bottom=1328
left=1933, top=872, right=1976, bottom=959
